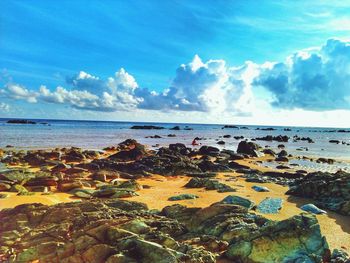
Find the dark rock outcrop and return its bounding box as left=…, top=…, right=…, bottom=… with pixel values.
left=286, top=171, right=350, bottom=216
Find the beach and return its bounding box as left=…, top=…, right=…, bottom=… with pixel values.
left=0, top=120, right=349, bottom=262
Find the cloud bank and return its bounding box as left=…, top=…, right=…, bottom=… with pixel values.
left=255, top=38, right=350, bottom=110
left=1, top=38, right=350, bottom=115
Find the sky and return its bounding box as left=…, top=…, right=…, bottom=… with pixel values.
left=1, top=0, right=350, bottom=127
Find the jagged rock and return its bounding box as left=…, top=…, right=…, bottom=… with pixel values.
left=286, top=171, right=350, bottom=215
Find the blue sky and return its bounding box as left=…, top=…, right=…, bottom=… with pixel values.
left=1, top=0, right=350, bottom=127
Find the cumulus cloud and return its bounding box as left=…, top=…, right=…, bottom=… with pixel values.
left=1, top=83, right=38, bottom=103
left=2, top=38, right=350, bottom=115
left=254, top=38, right=350, bottom=110
left=136, top=55, right=255, bottom=115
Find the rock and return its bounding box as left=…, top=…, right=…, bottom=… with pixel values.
left=93, top=186, right=137, bottom=198
left=167, top=134, right=176, bottom=137
left=286, top=171, right=350, bottom=215
left=278, top=150, right=288, bottom=157
left=25, top=176, right=58, bottom=187
left=217, top=140, right=225, bottom=145
left=168, top=194, right=199, bottom=201
left=109, top=144, right=147, bottom=162
left=184, top=177, right=235, bottom=193
left=300, top=204, right=327, bottom=214
left=57, top=181, right=83, bottom=192
left=222, top=125, right=238, bottom=129
left=130, top=125, right=164, bottom=130
left=6, top=119, right=36, bottom=124
left=256, top=135, right=289, bottom=142
left=63, top=149, right=86, bottom=163
left=0, top=193, right=8, bottom=198
left=51, top=163, right=71, bottom=173
left=198, top=146, right=220, bottom=156
left=237, top=141, right=261, bottom=157
left=331, top=249, right=350, bottom=262
left=275, top=156, right=289, bottom=162
left=10, top=184, right=29, bottom=194
left=257, top=198, right=283, bottom=214
left=262, top=149, right=276, bottom=156
left=316, top=158, right=334, bottom=164
left=70, top=188, right=95, bottom=198
left=223, top=135, right=231, bottom=138
left=64, top=167, right=88, bottom=175
left=0, top=182, right=11, bottom=191
left=0, top=199, right=335, bottom=263
left=226, top=214, right=329, bottom=262
left=329, top=140, right=340, bottom=144
left=221, top=150, right=244, bottom=160
left=252, top=185, right=270, bottom=192
left=220, top=195, right=255, bottom=209
left=170, top=126, right=180, bottom=130
left=92, top=173, right=107, bottom=182
left=23, top=153, right=47, bottom=166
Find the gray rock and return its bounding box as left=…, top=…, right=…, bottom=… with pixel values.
left=257, top=198, right=283, bottom=214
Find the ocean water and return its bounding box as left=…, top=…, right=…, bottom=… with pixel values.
left=0, top=118, right=349, bottom=162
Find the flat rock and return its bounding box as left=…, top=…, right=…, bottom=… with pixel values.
left=220, top=195, right=255, bottom=209
left=252, top=185, right=270, bottom=192
left=257, top=198, right=283, bottom=214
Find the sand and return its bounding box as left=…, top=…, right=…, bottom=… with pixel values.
left=0, top=156, right=349, bottom=253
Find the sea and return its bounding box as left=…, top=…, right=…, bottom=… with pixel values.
left=0, top=118, right=349, bottom=172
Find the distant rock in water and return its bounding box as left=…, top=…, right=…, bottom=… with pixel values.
left=6, top=119, right=36, bottom=124
left=255, top=135, right=289, bottom=142
left=130, top=125, right=165, bottom=129
left=256, top=127, right=276, bottom=131
left=169, top=125, right=180, bottom=130
left=222, top=125, right=239, bottom=129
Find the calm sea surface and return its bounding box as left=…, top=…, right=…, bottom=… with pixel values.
left=1, top=118, right=349, bottom=161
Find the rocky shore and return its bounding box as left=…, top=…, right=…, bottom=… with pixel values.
left=0, top=139, right=349, bottom=262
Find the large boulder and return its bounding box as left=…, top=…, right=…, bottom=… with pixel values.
left=237, top=141, right=261, bottom=157
left=226, top=214, right=329, bottom=262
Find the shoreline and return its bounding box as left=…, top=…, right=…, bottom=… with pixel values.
left=0, top=138, right=349, bottom=260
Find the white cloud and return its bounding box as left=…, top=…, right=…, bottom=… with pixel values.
left=254, top=38, right=350, bottom=110
left=1, top=38, right=350, bottom=127
left=1, top=83, right=38, bottom=103
left=0, top=102, right=10, bottom=112
left=136, top=55, right=255, bottom=115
